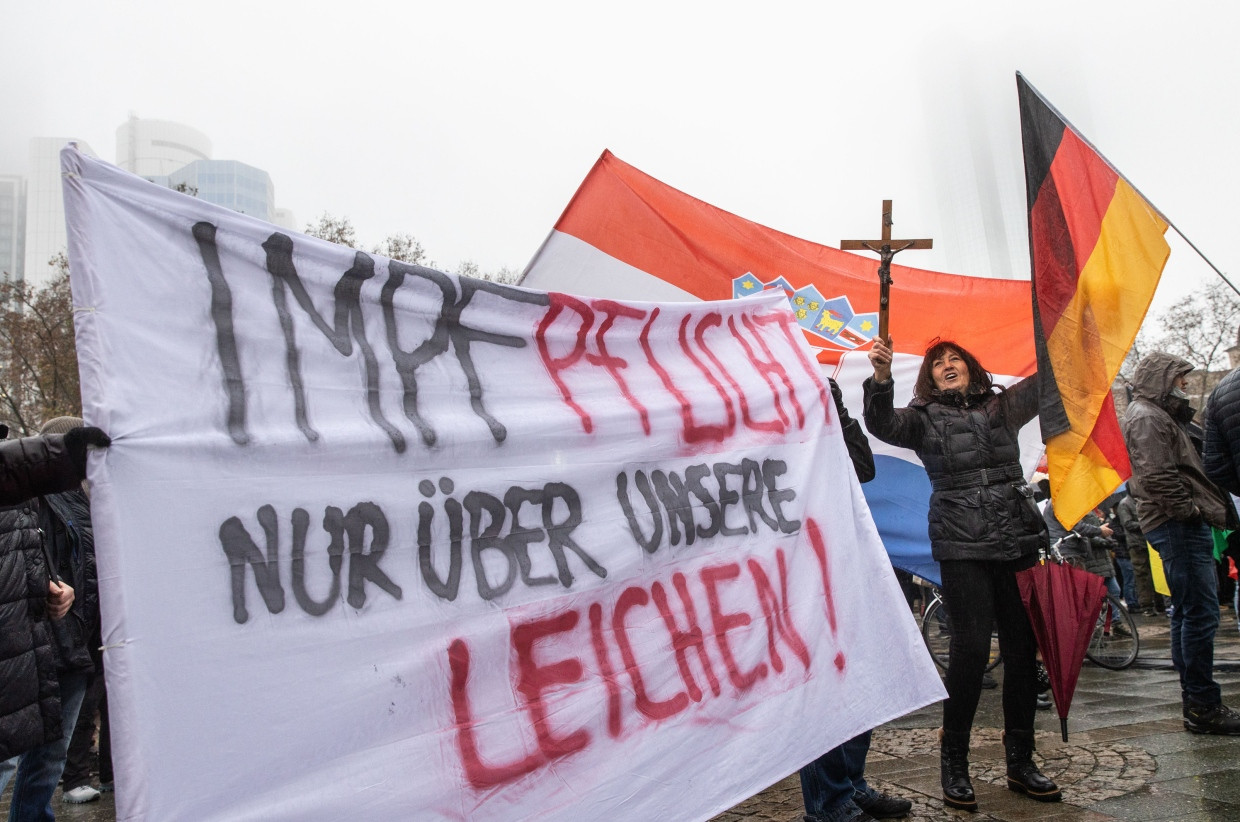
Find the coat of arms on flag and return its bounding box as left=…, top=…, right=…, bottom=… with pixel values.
left=733, top=274, right=880, bottom=351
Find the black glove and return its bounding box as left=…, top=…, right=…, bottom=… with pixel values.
left=63, top=426, right=111, bottom=475
left=828, top=378, right=849, bottom=421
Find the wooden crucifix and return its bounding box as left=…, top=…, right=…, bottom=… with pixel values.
left=840, top=200, right=933, bottom=344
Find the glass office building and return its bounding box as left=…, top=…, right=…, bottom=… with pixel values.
left=167, top=160, right=276, bottom=223
left=24, top=138, right=96, bottom=289
left=0, top=176, right=25, bottom=281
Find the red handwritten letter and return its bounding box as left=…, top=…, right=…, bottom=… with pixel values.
left=748, top=549, right=811, bottom=672
left=512, top=611, right=591, bottom=759
left=701, top=562, right=768, bottom=690
left=535, top=294, right=595, bottom=433
left=651, top=573, right=721, bottom=702
left=613, top=585, right=690, bottom=720
left=448, top=638, right=543, bottom=789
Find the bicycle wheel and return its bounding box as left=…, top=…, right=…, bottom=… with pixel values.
left=920, top=596, right=1002, bottom=673
left=921, top=597, right=952, bottom=671
left=1086, top=593, right=1139, bottom=670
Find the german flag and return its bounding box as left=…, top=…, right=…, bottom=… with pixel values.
left=1018, top=73, right=1170, bottom=528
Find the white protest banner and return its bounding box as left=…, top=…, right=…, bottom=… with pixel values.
left=61, top=145, right=944, bottom=821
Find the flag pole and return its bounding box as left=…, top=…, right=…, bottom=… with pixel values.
left=1166, top=223, right=1240, bottom=298
left=1017, top=72, right=1240, bottom=299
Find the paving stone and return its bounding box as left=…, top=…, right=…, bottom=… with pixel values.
left=710, top=617, right=1240, bottom=821
left=1123, top=729, right=1229, bottom=756
left=1156, top=770, right=1240, bottom=802
left=1085, top=786, right=1240, bottom=820
left=1144, top=738, right=1240, bottom=782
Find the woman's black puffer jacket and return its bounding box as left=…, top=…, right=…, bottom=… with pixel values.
left=0, top=500, right=61, bottom=761
left=863, top=374, right=1047, bottom=563
left=0, top=434, right=88, bottom=761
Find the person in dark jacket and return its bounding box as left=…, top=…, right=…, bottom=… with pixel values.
left=1202, top=366, right=1240, bottom=628
left=799, top=379, right=912, bottom=822
left=1124, top=352, right=1240, bottom=735
left=1042, top=500, right=1120, bottom=598
left=0, top=417, right=105, bottom=819
left=1116, top=493, right=1161, bottom=614
left=0, top=422, right=109, bottom=812
left=864, top=339, right=1057, bottom=812
left=1203, top=364, right=1240, bottom=498
left=1104, top=504, right=1138, bottom=610
left=41, top=416, right=105, bottom=807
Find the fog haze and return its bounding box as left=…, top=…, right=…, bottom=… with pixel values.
left=5, top=1, right=1235, bottom=313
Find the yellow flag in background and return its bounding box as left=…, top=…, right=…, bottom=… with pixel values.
left=1148, top=543, right=1171, bottom=597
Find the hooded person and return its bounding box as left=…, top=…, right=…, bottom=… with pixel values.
left=1123, top=352, right=1240, bottom=735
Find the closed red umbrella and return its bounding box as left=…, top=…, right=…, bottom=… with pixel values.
left=1015, top=558, right=1107, bottom=741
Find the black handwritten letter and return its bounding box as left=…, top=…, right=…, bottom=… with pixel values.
left=193, top=222, right=249, bottom=445
left=342, top=502, right=401, bottom=608
left=418, top=498, right=462, bottom=601
left=616, top=471, right=664, bottom=553
left=383, top=268, right=550, bottom=445
left=263, top=233, right=406, bottom=452
left=466, top=491, right=519, bottom=600
left=652, top=470, right=697, bottom=548
left=445, top=279, right=549, bottom=442
left=762, top=459, right=801, bottom=533
left=381, top=262, right=453, bottom=447
left=541, top=482, right=605, bottom=586
left=291, top=506, right=343, bottom=615
left=219, top=505, right=286, bottom=624
left=503, top=487, right=559, bottom=589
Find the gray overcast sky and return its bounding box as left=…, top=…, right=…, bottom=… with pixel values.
left=6, top=1, right=1237, bottom=314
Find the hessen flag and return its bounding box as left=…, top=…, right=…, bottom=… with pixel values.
left=1018, top=73, right=1170, bottom=528
left=522, top=151, right=1040, bottom=583
left=60, top=146, right=944, bottom=822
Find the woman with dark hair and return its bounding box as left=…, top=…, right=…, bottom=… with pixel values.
left=863, top=338, right=1058, bottom=812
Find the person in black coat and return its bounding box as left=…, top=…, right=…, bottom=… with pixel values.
left=0, top=425, right=109, bottom=768
left=798, top=380, right=913, bottom=822
left=1117, top=493, right=1161, bottom=614
left=864, top=338, right=1057, bottom=812
left=1203, top=365, right=1240, bottom=497
left=0, top=418, right=109, bottom=819
left=1104, top=503, right=1139, bottom=610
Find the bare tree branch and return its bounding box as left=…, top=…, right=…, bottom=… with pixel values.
left=0, top=254, right=80, bottom=434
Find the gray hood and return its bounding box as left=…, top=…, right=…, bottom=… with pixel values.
left=1132, top=352, right=1192, bottom=409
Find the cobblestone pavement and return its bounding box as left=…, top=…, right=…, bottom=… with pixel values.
left=7, top=612, right=1240, bottom=821
left=713, top=609, right=1240, bottom=822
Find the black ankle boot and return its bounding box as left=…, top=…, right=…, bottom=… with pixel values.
left=940, top=730, right=977, bottom=812
left=1003, top=729, right=1062, bottom=802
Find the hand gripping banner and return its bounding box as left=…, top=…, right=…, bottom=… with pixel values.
left=61, top=146, right=943, bottom=822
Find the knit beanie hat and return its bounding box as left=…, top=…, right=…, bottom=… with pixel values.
left=40, top=416, right=84, bottom=435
